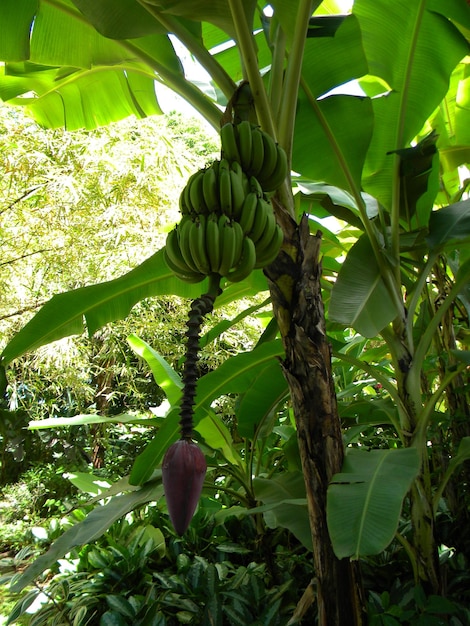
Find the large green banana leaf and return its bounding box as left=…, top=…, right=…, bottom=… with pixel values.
left=0, top=249, right=268, bottom=366
left=327, top=447, right=420, bottom=559
left=328, top=234, right=400, bottom=337
left=355, top=0, right=470, bottom=210
left=329, top=199, right=470, bottom=336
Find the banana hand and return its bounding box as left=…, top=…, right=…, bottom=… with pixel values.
left=164, top=228, right=205, bottom=282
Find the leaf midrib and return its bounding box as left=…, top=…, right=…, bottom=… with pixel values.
left=354, top=451, right=389, bottom=558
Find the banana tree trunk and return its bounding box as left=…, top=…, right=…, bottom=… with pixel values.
left=266, top=213, right=367, bottom=626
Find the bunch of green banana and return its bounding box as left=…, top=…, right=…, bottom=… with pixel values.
left=164, top=213, right=260, bottom=284
left=179, top=159, right=249, bottom=219
left=220, top=120, right=288, bottom=192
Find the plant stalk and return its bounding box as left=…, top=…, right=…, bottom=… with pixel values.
left=227, top=0, right=276, bottom=136
left=137, top=1, right=237, bottom=100
left=278, top=0, right=318, bottom=157
left=179, top=275, right=221, bottom=439
left=266, top=218, right=367, bottom=624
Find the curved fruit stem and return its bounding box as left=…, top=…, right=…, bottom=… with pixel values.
left=179, top=274, right=221, bottom=439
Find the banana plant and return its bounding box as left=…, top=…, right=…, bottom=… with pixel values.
left=9, top=334, right=299, bottom=593
left=1, top=1, right=470, bottom=623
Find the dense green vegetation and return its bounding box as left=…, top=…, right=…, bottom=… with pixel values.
left=0, top=107, right=269, bottom=622
left=0, top=0, right=469, bottom=624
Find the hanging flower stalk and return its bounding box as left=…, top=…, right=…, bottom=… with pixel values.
left=162, top=279, right=220, bottom=535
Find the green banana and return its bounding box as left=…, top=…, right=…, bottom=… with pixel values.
left=211, top=158, right=220, bottom=178
left=239, top=191, right=258, bottom=235
left=249, top=127, right=265, bottom=177
left=249, top=175, right=264, bottom=198
left=262, top=144, right=288, bottom=192
left=179, top=189, right=190, bottom=216
left=217, top=215, right=236, bottom=276
left=219, top=158, right=230, bottom=173
left=205, top=212, right=221, bottom=274
left=202, top=164, right=218, bottom=212
left=236, top=120, right=253, bottom=170
left=231, top=219, right=244, bottom=268
left=230, top=168, right=246, bottom=220
left=220, top=122, right=241, bottom=163
left=164, top=247, right=205, bottom=283
left=249, top=197, right=271, bottom=243
left=218, top=166, right=233, bottom=216
left=182, top=181, right=193, bottom=216
left=189, top=169, right=207, bottom=215
left=189, top=216, right=210, bottom=275
left=230, top=160, right=244, bottom=179
left=165, top=228, right=193, bottom=273
left=232, top=159, right=247, bottom=186
left=254, top=223, right=283, bottom=268
left=178, top=216, right=199, bottom=273
left=183, top=170, right=202, bottom=213
left=254, top=205, right=277, bottom=254
left=258, top=131, right=278, bottom=183
left=227, top=235, right=256, bottom=283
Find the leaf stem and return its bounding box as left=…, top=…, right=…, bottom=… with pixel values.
left=278, top=0, right=318, bottom=156
left=390, top=2, right=426, bottom=288
left=44, top=0, right=222, bottom=128
left=119, top=41, right=222, bottom=129
left=413, top=365, right=466, bottom=451
left=332, top=349, right=405, bottom=440
left=395, top=531, right=419, bottom=583
left=412, top=262, right=470, bottom=379
left=227, top=0, right=275, bottom=136
left=137, top=1, right=237, bottom=100
left=432, top=437, right=469, bottom=515
left=203, top=482, right=252, bottom=508
left=267, top=20, right=287, bottom=121
left=404, top=251, right=438, bottom=350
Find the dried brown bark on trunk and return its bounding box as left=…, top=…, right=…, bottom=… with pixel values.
left=265, top=214, right=367, bottom=626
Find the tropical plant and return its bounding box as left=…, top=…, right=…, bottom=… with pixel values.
left=0, top=104, right=227, bottom=476
left=0, top=1, right=470, bottom=624
left=4, top=501, right=309, bottom=626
